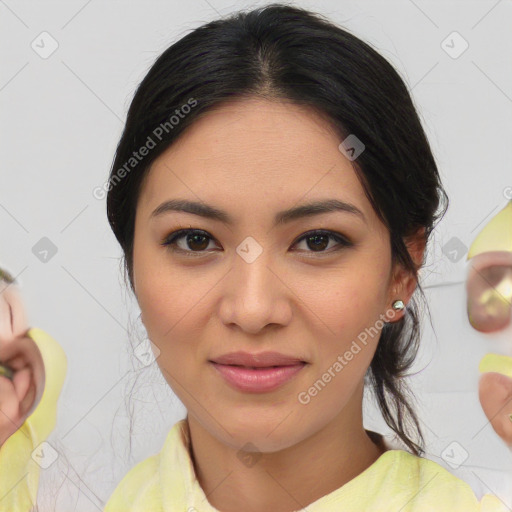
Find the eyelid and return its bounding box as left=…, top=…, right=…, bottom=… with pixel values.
left=161, top=225, right=353, bottom=257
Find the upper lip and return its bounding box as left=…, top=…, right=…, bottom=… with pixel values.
left=210, top=351, right=306, bottom=367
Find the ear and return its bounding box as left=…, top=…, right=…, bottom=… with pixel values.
left=385, top=227, right=426, bottom=323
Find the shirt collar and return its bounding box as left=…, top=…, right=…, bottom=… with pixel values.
left=158, top=418, right=404, bottom=511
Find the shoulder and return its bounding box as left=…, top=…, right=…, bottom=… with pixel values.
left=104, top=419, right=193, bottom=512
left=104, top=453, right=163, bottom=512
left=367, top=448, right=507, bottom=511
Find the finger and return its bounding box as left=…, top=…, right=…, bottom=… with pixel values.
left=0, top=336, right=39, bottom=370
left=0, top=343, right=42, bottom=441
left=12, top=367, right=31, bottom=404
left=0, top=286, right=13, bottom=343
left=0, top=285, right=27, bottom=345
left=18, top=371, right=37, bottom=418
left=4, top=286, right=27, bottom=340
left=479, top=372, right=512, bottom=446
left=0, top=336, right=45, bottom=412
left=0, top=375, right=20, bottom=427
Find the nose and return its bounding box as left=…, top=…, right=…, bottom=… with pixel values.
left=218, top=247, right=292, bottom=335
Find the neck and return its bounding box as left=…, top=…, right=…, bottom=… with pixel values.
left=186, top=384, right=386, bottom=512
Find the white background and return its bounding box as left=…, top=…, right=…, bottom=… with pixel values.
left=1, top=0, right=512, bottom=510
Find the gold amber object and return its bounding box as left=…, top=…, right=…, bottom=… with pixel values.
left=0, top=267, right=15, bottom=285
left=466, top=200, right=512, bottom=332
left=467, top=258, right=512, bottom=332
left=0, top=362, right=14, bottom=380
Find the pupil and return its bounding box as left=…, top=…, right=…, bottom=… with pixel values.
left=188, top=234, right=208, bottom=251
left=308, top=234, right=328, bottom=251
left=185, top=233, right=329, bottom=251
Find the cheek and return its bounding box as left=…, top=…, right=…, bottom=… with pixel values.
left=134, top=260, right=214, bottom=383
left=137, top=276, right=201, bottom=343
left=293, top=268, right=387, bottom=400
left=293, top=264, right=388, bottom=341
left=133, top=240, right=196, bottom=338
left=136, top=272, right=204, bottom=391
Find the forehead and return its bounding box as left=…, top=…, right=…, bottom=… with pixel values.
left=137, top=97, right=372, bottom=224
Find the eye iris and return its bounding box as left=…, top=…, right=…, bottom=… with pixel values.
left=170, top=230, right=341, bottom=253
left=307, top=234, right=328, bottom=251
left=187, top=233, right=209, bottom=251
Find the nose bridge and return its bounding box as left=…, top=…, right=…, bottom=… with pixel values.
left=232, top=235, right=276, bottom=302
left=220, top=234, right=289, bottom=332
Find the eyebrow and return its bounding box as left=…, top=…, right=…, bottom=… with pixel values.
left=150, top=198, right=367, bottom=226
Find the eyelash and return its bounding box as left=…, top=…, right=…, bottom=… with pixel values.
left=160, top=226, right=353, bottom=258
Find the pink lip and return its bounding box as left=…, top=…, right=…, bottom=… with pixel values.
left=210, top=362, right=306, bottom=393
left=210, top=350, right=306, bottom=367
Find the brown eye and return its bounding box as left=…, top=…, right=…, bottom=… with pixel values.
left=304, top=233, right=329, bottom=251
left=161, top=228, right=352, bottom=258
left=293, top=230, right=353, bottom=255
left=162, top=229, right=216, bottom=254
left=183, top=232, right=210, bottom=251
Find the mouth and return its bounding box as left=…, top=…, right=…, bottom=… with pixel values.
left=209, top=350, right=308, bottom=368
left=209, top=361, right=307, bottom=393
left=222, top=364, right=302, bottom=369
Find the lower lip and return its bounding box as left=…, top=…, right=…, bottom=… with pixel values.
left=210, top=362, right=306, bottom=393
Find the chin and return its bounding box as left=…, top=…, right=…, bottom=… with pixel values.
left=218, top=417, right=304, bottom=453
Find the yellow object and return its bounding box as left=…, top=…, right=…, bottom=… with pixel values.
left=467, top=200, right=512, bottom=260
left=0, top=328, right=67, bottom=511
left=479, top=353, right=512, bottom=378
left=103, top=418, right=508, bottom=512
left=0, top=329, right=508, bottom=511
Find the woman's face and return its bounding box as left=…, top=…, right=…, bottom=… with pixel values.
left=132, top=97, right=412, bottom=452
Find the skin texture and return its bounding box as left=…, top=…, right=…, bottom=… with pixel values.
left=132, top=96, right=423, bottom=511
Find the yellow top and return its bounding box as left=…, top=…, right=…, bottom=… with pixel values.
left=104, top=418, right=509, bottom=512
left=0, top=328, right=508, bottom=511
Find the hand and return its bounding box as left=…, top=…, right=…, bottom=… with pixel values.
left=465, top=199, right=512, bottom=447
left=478, top=368, right=512, bottom=447
left=0, top=277, right=45, bottom=447
left=0, top=335, right=45, bottom=446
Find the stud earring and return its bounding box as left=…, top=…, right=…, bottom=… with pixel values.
left=392, top=299, right=405, bottom=311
